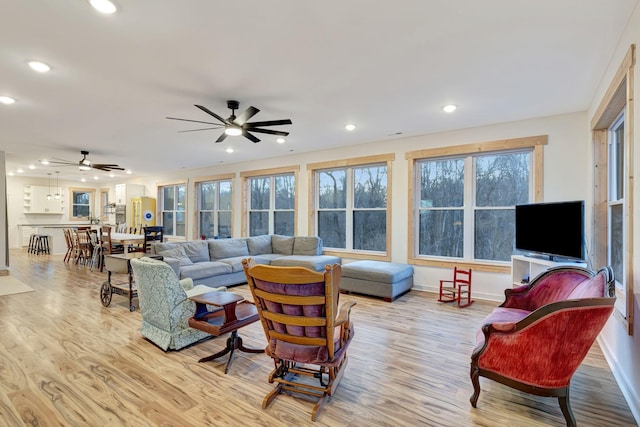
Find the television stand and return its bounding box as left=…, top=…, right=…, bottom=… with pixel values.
left=511, top=255, right=586, bottom=286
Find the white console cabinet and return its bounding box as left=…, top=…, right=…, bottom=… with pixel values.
left=511, top=255, right=586, bottom=286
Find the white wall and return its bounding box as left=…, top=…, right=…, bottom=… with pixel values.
left=127, top=111, right=589, bottom=301
left=586, top=1, right=640, bottom=423
left=1, top=151, right=8, bottom=272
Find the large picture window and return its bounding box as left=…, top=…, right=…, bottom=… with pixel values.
left=417, top=151, right=530, bottom=262
left=241, top=166, right=299, bottom=237
left=197, top=177, right=232, bottom=239
left=159, top=183, right=186, bottom=237
left=309, top=154, right=393, bottom=259
left=407, top=136, right=545, bottom=269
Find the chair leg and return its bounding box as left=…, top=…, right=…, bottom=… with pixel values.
left=263, top=383, right=284, bottom=409
left=558, top=389, right=576, bottom=427
left=470, top=363, right=481, bottom=407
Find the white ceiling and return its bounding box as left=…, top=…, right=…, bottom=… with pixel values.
left=1, top=0, right=637, bottom=181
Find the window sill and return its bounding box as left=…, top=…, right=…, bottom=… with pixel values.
left=408, top=257, right=510, bottom=274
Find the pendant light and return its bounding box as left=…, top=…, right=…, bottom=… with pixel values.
left=54, top=171, right=61, bottom=200
left=46, top=173, right=52, bottom=200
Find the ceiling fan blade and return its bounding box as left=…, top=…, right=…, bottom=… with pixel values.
left=93, top=164, right=125, bottom=171
left=243, top=131, right=261, bottom=143
left=178, top=127, right=224, bottom=133
left=48, top=159, right=75, bottom=165
left=215, top=132, right=228, bottom=143
left=245, top=119, right=293, bottom=127
left=166, top=117, right=222, bottom=126
left=195, top=105, right=228, bottom=124
left=234, top=106, right=260, bottom=126
left=248, top=128, right=290, bottom=136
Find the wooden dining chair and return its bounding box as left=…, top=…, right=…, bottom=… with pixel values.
left=99, top=225, right=124, bottom=272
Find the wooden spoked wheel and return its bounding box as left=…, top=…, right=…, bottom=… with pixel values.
left=100, top=281, right=112, bottom=307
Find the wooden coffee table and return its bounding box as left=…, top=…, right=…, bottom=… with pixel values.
left=188, top=291, right=264, bottom=374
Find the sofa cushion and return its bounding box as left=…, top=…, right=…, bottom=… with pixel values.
left=293, top=236, right=322, bottom=256
left=152, top=242, right=179, bottom=254
left=247, top=234, right=273, bottom=255
left=180, top=240, right=210, bottom=263
left=272, top=235, right=294, bottom=255
left=217, top=256, right=248, bottom=273
left=157, top=246, right=194, bottom=267
left=179, top=261, right=232, bottom=281
left=208, top=238, right=249, bottom=260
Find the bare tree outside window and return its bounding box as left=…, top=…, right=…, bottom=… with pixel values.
left=198, top=180, right=233, bottom=238
left=249, top=174, right=295, bottom=236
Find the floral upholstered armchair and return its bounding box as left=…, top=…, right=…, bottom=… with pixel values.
left=130, top=257, right=225, bottom=351
left=470, top=266, right=615, bottom=427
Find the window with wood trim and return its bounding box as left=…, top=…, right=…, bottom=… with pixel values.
left=308, top=154, right=393, bottom=258
left=70, top=188, right=95, bottom=220
left=197, top=178, right=232, bottom=239
left=406, top=136, right=545, bottom=269
left=591, top=44, right=635, bottom=335
left=159, top=183, right=186, bottom=237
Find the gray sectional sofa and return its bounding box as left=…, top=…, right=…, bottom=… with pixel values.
left=150, top=234, right=341, bottom=288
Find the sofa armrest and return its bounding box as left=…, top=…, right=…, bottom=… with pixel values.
left=180, top=277, right=194, bottom=292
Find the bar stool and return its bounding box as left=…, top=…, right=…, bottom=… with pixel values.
left=28, top=234, right=39, bottom=254
left=37, top=235, right=51, bottom=254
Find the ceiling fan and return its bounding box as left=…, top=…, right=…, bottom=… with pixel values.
left=47, top=150, right=124, bottom=172
left=166, top=100, right=292, bottom=143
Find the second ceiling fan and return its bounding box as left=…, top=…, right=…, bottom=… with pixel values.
left=167, top=100, right=292, bottom=143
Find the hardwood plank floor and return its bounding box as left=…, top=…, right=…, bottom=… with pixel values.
left=0, top=249, right=636, bottom=427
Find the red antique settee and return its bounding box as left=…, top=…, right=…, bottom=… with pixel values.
left=470, top=266, right=615, bottom=427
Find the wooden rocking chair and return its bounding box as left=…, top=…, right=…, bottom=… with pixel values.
left=242, top=259, right=356, bottom=422
left=438, top=266, right=473, bottom=307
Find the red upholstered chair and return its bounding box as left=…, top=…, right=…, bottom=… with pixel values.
left=242, top=259, right=356, bottom=422
left=438, top=266, right=473, bottom=307
left=470, top=266, right=615, bottom=427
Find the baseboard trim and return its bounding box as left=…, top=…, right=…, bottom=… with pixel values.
left=597, top=335, right=640, bottom=426
left=411, top=283, right=503, bottom=302
left=0, top=268, right=9, bottom=277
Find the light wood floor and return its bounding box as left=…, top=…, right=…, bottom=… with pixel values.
left=0, top=250, right=636, bottom=427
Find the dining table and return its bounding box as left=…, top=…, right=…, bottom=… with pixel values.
left=110, top=232, right=145, bottom=253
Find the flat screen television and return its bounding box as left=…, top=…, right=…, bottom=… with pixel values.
left=515, top=200, right=585, bottom=261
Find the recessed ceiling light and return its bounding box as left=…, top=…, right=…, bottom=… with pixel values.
left=442, top=104, right=457, bottom=113
left=17, top=168, right=24, bottom=173
left=8, top=172, right=14, bottom=176
left=125, top=169, right=132, bottom=175
left=28, top=164, right=36, bottom=169
left=225, top=148, right=234, bottom=153
left=345, top=124, right=356, bottom=131
left=81, top=178, right=86, bottom=182
left=0, top=96, right=16, bottom=104
left=93, top=175, right=99, bottom=180
left=109, top=173, right=115, bottom=178
left=28, top=61, right=51, bottom=73
left=89, top=0, right=117, bottom=14
left=39, top=159, right=49, bottom=165
left=276, top=138, right=285, bottom=144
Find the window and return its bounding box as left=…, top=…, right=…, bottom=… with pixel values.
left=70, top=188, right=95, bottom=220
left=608, top=112, right=625, bottom=294
left=197, top=177, right=232, bottom=239
left=591, top=44, right=634, bottom=335
left=317, top=165, right=388, bottom=252
left=159, top=183, right=186, bottom=237
left=407, top=136, right=545, bottom=269
left=248, top=173, right=295, bottom=236
left=309, top=154, right=393, bottom=258
left=417, top=151, right=530, bottom=262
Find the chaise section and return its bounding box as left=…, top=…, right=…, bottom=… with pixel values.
left=340, top=260, right=414, bottom=302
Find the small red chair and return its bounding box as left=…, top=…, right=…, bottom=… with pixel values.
left=438, top=267, right=473, bottom=307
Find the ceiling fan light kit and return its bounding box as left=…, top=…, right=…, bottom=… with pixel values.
left=167, top=100, right=292, bottom=144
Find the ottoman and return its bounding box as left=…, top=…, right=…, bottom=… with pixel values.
left=340, top=260, right=414, bottom=302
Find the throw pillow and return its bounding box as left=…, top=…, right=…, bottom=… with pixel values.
left=158, top=246, right=194, bottom=266
left=293, top=236, right=322, bottom=256
left=247, top=234, right=273, bottom=255
left=181, top=240, right=210, bottom=263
